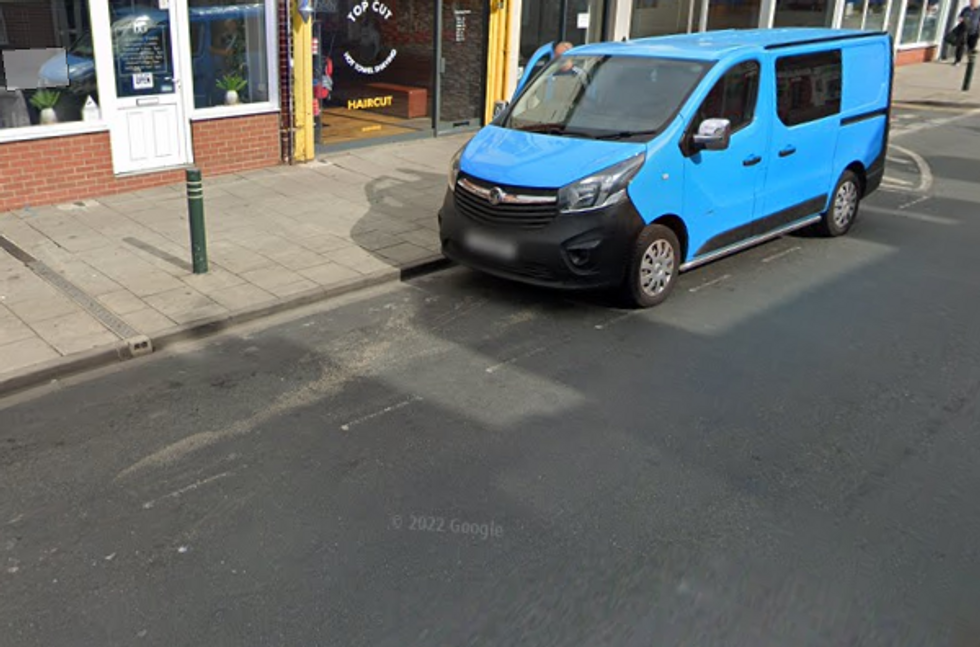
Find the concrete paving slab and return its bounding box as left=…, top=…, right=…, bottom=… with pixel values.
left=209, top=241, right=278, bottom=274
left=30, top=312, right=119, bottom=355
left=4, top=293, right=79, bottom=324
left=144, top=287, right=226, bottom=324
left=206, top=283, right=278, bottom=311
left=97, top=290, right=150, bottom=316
left=0, top=337, right=60, bottom=377
left=240, top=265, right=317, bottom=295
left=298, top=262, right=362, bottom=286
left=265, top=280, right=320, bottom=298
left=330, top=246, right=399, bottom=275
left=374, top=242, right=434, bottom=265
left=0, top=311, right=36, bottom=346
left=121, top=307, right=177, bottom=335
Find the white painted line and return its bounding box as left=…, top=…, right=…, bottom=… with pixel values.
left=142, top=471, right=235, bottom=510
left=864, top=205, right=957, bottom=225
left=886, top=156, right=916, bottom=165
left=761, top=246, right=802, bottom=264
left=891, top=107, right=980, bottom=138
left=689, top=274, right=732, bottom=293
left=899, top=195, right=930, bottom=210
left=486, top=345, right=551, bottom=374
left=882, top=176, right=914, bottom=187
left=889, top=144, right=933, bottom=193
left=594, top=312, right=634, bottom=330
left=340, top=396, right=423, bottom=431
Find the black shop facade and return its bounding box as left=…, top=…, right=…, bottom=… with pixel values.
left=309, top=0, right=490, bottom=151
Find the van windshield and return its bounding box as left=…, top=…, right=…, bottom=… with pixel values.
left=504, top=55, right=711, bottom=140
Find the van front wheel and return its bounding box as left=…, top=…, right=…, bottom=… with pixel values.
left=623, top=224, right=681, bottom=308
left=818, top=170, right=861, bottom=237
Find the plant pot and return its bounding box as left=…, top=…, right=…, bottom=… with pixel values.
left=40, top=107, right=58, bottom=125
left=225, top=90, right=240, bottom=106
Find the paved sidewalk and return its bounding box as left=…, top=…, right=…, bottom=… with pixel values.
left=1, top=61, right=978, bottom=392
left=893, top=57, right=980, bottom=106
left=0, top=134, right=467, bottom=388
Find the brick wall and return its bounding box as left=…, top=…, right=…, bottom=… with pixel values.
left=897, top=46, right=937, bottom=66
left=0, top=113, right=280, bottom=212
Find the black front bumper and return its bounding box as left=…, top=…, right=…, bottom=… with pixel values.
left=438, top=189, right=645, bottom=290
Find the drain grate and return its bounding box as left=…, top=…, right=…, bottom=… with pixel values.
left=0, top=235, right=142, bottom=341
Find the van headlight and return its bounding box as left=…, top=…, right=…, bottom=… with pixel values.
left=448, top=147, right=464, bottom=192
left=557, top=153, right=645, bottom=213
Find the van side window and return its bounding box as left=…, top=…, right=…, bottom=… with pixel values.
left=775, top=50, right=842, bottom=127
left=693, top=61, right=760, bottom=134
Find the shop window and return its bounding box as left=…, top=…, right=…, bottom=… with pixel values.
left=0, top=0, right=98, bottom=131
left=693, top=61, right=760, bottom=133
left=707, top=0, right=763, bottom=30
left=187, top=0, right=271, bottom=109
left=0, top=8, right=9, bottom=47
left=313, top=0, right=435, bottom=147
left=775, top=50, right=841, bottom=127
left=841, top=0, right=869, bottom=29
left=630, top=0, right=700, bottom=38
left=773, top=0, right=834, bottom=27
left=901, top=0, right=925, bottom=43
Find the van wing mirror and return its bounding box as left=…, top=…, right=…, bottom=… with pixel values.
left=692, top=118, right=731, bottom=151
left=493, top=100, right=509, bottom=120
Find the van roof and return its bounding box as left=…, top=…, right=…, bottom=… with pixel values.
left=572, top=28, right=885, bottom=61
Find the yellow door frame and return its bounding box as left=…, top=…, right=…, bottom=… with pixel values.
left=292, top=0, right=315, bottom=162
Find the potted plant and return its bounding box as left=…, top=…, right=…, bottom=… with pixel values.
left=217, top=74, right=247, bottom=106
left=29, top=89, right=61, bottom=124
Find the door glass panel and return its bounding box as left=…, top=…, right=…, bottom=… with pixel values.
left=707, top=0, right=763, bottom=29
left=314, top=0, right=435, bottom=147
left=439, top=0, right=488, bottom=130
left=110, top=0, right=176, bottom=98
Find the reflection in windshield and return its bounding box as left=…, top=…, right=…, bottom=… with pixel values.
left=504, top=55, right=711, bottom=140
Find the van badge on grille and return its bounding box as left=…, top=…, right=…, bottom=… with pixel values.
left=489, top=187, right=505, bottom=206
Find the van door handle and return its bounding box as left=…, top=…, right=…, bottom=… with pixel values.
left=779, top=146, right=797, bottom=158
left=743, top=155, right=762, bottom=167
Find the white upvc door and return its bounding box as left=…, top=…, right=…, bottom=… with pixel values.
left=92, top=0, right=192, bottom=174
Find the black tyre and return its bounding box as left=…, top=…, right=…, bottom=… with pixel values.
left=623, top=224, right=681, bottom=308
left=817, top=170, right=861, bottom=237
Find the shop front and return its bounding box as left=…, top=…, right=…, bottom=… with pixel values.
left=0, top=0, right=283, bottom=212
left=624, top=0, right=958, bottom=63
left=309, top=0, right=489, bottom=151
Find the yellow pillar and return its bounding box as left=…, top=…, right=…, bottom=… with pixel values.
left=485, top=0, right=510, bottom=123
left=292, top=0, right=315, bottom=162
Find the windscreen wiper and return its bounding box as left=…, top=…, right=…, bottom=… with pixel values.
left=595, top=129, right=659, bottom=141
left=514, top=123, right=592, bottom=138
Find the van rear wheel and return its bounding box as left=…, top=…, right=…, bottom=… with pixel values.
left=817, top=170, right=861, bottom=237
left=623, top=224, right=681, bottom=308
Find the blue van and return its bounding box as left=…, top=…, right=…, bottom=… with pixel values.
left=440, top=28, right=893, bottom=307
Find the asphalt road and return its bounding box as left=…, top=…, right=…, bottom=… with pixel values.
left=3, top=109, right=980, bottom=647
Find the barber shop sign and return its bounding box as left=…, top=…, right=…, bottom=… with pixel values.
left=344, top=0, right=397, bottom=75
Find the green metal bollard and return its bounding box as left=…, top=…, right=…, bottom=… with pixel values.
left=186, top=168, right=208, bottom=274
left=964, top=50, right=976, bottom=92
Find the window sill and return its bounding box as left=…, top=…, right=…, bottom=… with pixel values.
left=897, top=42, right=940, bottom=49
left=190, top=102, right=280, bottom=122
left=0, top=120, right=109, bottom=144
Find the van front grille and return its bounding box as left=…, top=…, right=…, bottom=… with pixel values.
left=454, top=176, right=558, bottom=230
